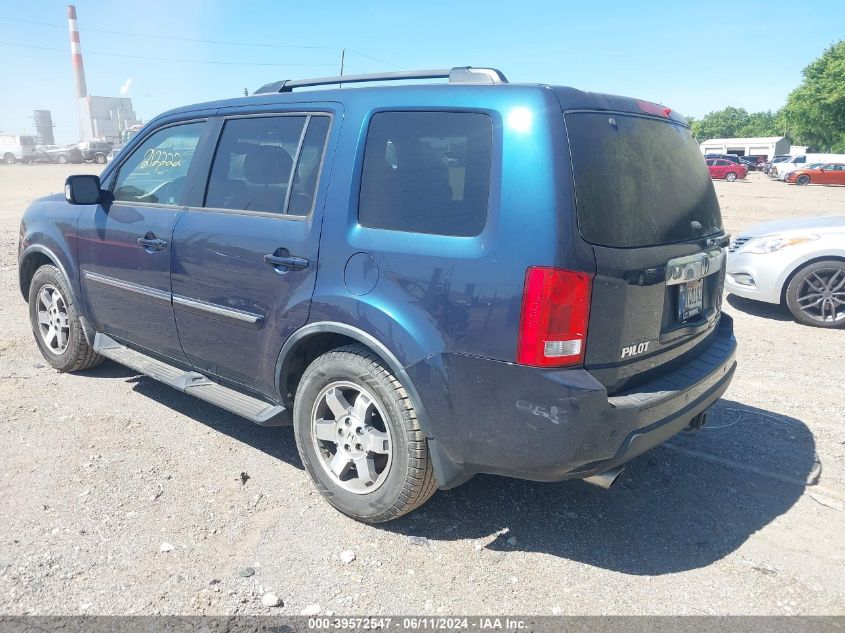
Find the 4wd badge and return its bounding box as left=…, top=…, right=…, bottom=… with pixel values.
left=621, top=341, right=650, bottom=359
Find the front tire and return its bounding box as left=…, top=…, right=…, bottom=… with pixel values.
left=796, top=174, right=810, bottom=185
left=293, top=344, right=437, bottom=523
left=57, top=155, right=68, bottom=164
left=28, top=265, right=103, bottom=371
left=4, top=153, right=15, bottom=165
left=785, top=260, right=845, bottom=328
left=94, top=153, right=106, bottom=164
left=725, top=172, right=737, bottom=182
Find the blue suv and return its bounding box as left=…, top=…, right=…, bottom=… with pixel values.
left=18, top=67, right=737, bottom=522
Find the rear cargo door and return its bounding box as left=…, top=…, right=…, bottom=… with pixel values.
left=564, top=110, right=728, bottom=393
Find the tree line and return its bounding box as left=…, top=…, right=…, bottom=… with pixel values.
left=687, top=41, right=845, bottom=152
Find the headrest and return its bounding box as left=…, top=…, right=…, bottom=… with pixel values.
left=244, top=145, right=293, bottom=185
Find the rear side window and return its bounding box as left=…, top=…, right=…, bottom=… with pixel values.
left=205, top=115, right=330, bottom=215
left=566, top=112, right=722, bottom=248
left=359, top=111, right=492, bottom=237
left=288, top=116, right=331, bottom=216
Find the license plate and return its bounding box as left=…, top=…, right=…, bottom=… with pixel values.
left=678, top=278, right=703, bottom=321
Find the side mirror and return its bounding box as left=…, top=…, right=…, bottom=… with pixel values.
left=64, top=174, right=102, bottom=205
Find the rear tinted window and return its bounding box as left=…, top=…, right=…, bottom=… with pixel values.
left=566, top=112, right=721, bottom=248
left=205, top=116, right=306, bottom=214
left=359, top=111, right=492, bottom=237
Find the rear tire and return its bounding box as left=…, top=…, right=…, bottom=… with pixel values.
left=28, top=265, right=103, bottom=371
left=94, top=154, right=106, bottom=164
left=57, top=155, right=68, bottom=165
left=293, top=344, right=437, bottom=523
left=785, top=260, right=845, bottom=328
left=796, top=174, right=810, bottom=185
left=725, top=172, right=737, bottom=182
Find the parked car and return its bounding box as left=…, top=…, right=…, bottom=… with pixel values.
left=36, top=144, right=84, bottom=164
left=0, top=133, right=39, bottom=164
left=706, top=158, right=747, bottom=181
left=704, top=153, right=743, bottom=164
left=785, top=163, right=845, bottom=186
left=739, top=157, right=758, bottom=171
left=77, top=141, right=113, bottom=164
left=771, top=153, right=845, bottom=180
left=727, top=216, right=845, bottom=327
left=762, top=155, right=791, bottom=175
left=18, top=67, right=737, bottom=522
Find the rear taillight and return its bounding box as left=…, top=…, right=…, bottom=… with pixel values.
left=516, top=267, right=592, bottom=367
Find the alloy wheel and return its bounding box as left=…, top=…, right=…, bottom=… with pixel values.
left=36, top=284, right=70, bottom=354
left=796, top=268, right=845, bottom=324
left=310, top=381, right=392, bottom=494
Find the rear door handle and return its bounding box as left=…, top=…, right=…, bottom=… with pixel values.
left=263, top=253, right=309, bottom=272
left=137, top=236, right=167, bottom=252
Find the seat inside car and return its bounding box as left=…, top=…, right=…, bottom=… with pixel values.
left=243, top=144, right=293, bottom=213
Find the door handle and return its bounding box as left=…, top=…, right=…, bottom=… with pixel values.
left=137, top=236, right=168, bottom=252
left=263, top=253, right=309, bottom=272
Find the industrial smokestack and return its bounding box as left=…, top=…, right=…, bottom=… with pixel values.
left=33, top=110, right=56, bottom=145
left=67, top=5, right=87, bottom=99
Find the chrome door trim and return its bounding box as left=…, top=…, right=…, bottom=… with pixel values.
left=83, top=270, right=171, bottom=305
left=172, top=294, right=264, bottom=329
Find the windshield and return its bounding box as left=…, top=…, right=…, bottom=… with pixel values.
left=565, top=111, right=722, bottom=248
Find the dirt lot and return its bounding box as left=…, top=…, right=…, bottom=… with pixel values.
left=0, top=165, right=843, bottom=615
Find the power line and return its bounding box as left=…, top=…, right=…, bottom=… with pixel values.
left=0, top=16, right=337, bottom=50
left=0, top=40, right=341, bottom=67
left=0, top=15, right=402, bottom=67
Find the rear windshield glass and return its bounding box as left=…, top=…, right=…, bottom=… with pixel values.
left=565, top=112, right=721, bottom=248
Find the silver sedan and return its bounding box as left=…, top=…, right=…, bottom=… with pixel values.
left=725, top=215, right=845, bottom=328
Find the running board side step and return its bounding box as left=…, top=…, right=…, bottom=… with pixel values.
left=93, top=333, right=290, bottom=426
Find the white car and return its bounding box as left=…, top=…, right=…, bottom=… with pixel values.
left=726, top=215, right=845, bottom=328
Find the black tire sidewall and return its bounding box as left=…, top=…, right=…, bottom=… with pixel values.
left=797, top=175, right=810, bottom=185
left=293, top=351, right=415, bottom=522
left=28, top=265, right=88, bottom=370
left=785, top=260, right=845, bottom=328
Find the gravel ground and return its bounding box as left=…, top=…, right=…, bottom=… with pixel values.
left=0, top=165, right=843, bottom=616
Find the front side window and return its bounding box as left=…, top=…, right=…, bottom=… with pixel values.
left=358, top=111, right=492, bottom=237
left=204, top=115, right=329, bottom=215
left=113, top=122, right=204, bottom=205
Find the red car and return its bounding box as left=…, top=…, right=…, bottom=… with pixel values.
left=786, top=163, right=845, bottom=186
left=705, top=158, right=747, bottom=181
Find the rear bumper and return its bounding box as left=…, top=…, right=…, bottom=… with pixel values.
left=408, top=315, right=737, bottom=489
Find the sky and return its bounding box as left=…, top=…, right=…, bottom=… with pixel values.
left=0, top=0, right=842, bottom=144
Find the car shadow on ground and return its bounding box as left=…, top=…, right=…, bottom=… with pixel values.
left=726, top=294, right=793, bottom=322
left=78, top=362, right=815, bottom=576
left=79, top=362, right=303, bottom=468
left=379, top=399, right=816, bottom=576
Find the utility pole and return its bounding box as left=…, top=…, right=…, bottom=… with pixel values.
left=339, top=48, right=345, bottom=88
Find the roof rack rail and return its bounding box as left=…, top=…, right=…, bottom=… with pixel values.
left=253, top=66, right=507, bottom=95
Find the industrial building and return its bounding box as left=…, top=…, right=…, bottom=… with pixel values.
left=68, top=5, right=141, bottom=144
left=699, top=136, right=791, bottom=160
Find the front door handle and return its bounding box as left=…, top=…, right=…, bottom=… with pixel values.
left=263, top=253, right=309, bottom=272
left=137, top=235, right=167, bottom=252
